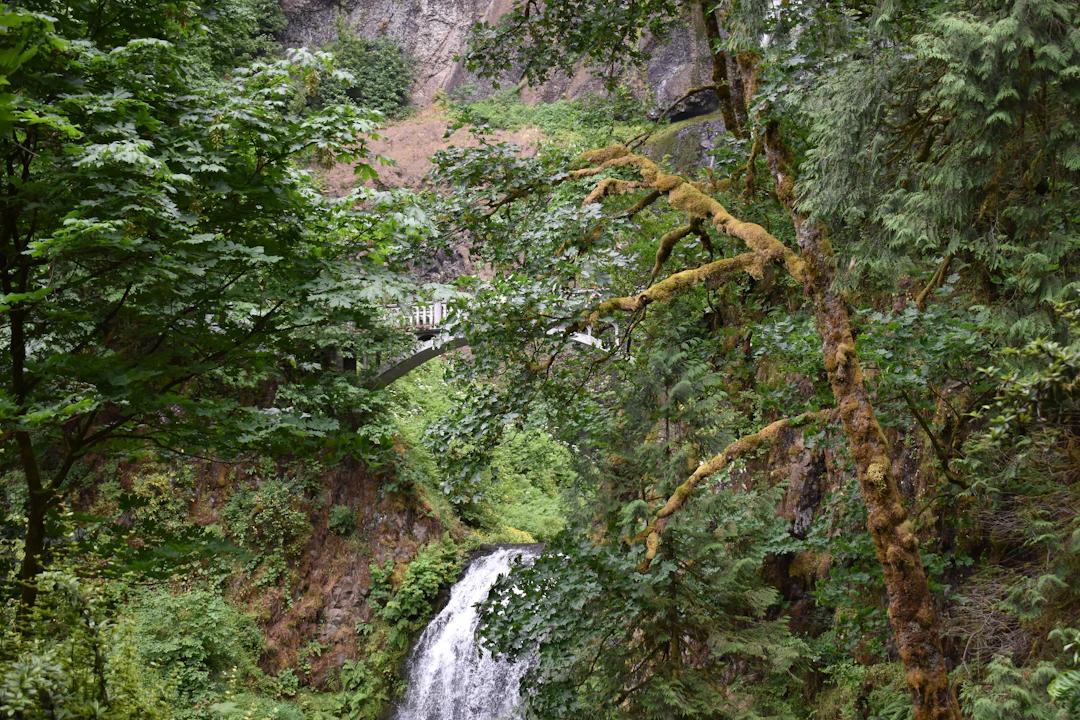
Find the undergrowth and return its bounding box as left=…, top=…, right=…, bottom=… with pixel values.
left=336, top=537, right=462, bottom=719
left=445, top=88, right=650, bottom=148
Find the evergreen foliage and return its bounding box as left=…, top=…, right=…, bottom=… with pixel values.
left=317, top=22, right=413, bottom=118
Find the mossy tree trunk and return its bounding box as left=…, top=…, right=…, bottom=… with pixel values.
left=789, top=216, right=962, bottom=720
left=571, top=120, right=962, bottom=718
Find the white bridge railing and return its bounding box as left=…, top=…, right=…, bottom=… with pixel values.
left=390, top=302, right=452, bottom=331
left=389, top=302, right=611, bottom=348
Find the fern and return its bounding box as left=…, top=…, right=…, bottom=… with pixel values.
left=1048, top=670, right=1080, bottom=717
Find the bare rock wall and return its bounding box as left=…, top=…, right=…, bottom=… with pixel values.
left=279, top=0, right=713, bottom=110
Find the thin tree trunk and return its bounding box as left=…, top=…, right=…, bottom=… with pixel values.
left=695, top=1, right=743, bottom=137
left=16, top=430, right=47, bottom=611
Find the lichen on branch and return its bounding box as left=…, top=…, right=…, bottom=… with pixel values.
left=573, top=145, right=806, bottom=282
left=630, top=411, right=831, bottom=569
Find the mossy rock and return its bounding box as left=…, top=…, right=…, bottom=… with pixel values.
left=642, top=111, right=727, bottom=173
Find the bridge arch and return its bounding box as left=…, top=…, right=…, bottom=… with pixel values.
left=366, top=303, right=616, bottom=389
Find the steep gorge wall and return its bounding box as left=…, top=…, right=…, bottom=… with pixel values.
left=191, top=457, right=448, bottom=686
left=279, top=0, right=714, bottom=110
left=252, top=459, right=446, bottom=683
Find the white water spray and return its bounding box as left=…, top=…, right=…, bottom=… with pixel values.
left=394, top=545, right=538, bottom=720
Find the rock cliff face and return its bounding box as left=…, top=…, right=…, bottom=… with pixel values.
left=279, top=0, right=714, bottom=110
left=256, top=459, right=446, bottom=684
left=641, top=112, right=728, bottom=173
left=202, top=457, right=448, bottom=686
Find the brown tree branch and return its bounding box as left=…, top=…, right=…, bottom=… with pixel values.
left=591, top=252, right=761, bottom=319
left=915, top=255, right=953, bottom=310
left=649, top=220, right=700, bottom=280
left=620, top=189, right=662, bottom=219
left=631, top=411, right=831, bottom=568
left=573, top=145, right=806, bottom=282
left=582, top=177, right=646, bottom=205
left=570, top=110, right=960, bottom=720
left=899, top=388, right=963, bottom=487
left=761, top=111, right=962, bottom=720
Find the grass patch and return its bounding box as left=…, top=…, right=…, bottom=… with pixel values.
left=446, top=88, right=650, bottom=148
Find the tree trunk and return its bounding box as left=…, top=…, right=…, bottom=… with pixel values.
left=695, top=1, right=743, bottom=137
left=763, top=128, right=962, bottom=719
left=16, top=430, right=47, bottom=611
left=800, top=223, right=960, bottom=720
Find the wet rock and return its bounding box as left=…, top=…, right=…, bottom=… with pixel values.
left=642, top=112, right=728, bottom=174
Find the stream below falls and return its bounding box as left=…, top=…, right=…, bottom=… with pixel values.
left=394, top=545, right=539, bottom=720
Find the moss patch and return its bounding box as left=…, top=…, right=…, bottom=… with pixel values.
left=643, top=112, right=726, bottom=173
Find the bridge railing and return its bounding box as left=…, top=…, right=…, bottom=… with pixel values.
left=348, top=301, right=623, bottom=380
left=386, top=302, right=616, bottom=349
left=386, top=302, right=453, bottom=331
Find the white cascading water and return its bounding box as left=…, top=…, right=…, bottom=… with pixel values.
left=395, top=545, right=538, bottom=720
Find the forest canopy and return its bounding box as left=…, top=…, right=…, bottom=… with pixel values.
left=1, top=0, right=1078, bottom=719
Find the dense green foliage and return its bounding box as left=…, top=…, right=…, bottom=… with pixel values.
left=126, top=588, right=263, bottom=714
left=2, top=0, right=1078, bottom=718
left=318, top=26, right=413, bottom=118
left=337, top=538, right=461, bottom=720
left=429, top=0, right=1080, bottom=717
left=389, top=360, right=578, bottom=540
left=482, top=488, right=805, bottom=719
left=0, top=2, right=434, bottom=718
left=195, top=0, right=286, bottom=71
left=448, top=88, right=649, bottom=149
left=0, top=0, right=428, bottom=603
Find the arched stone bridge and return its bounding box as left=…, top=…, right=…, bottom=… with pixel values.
left=364, top=302, right=613, bottom=389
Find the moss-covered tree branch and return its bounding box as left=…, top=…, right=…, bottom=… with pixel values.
left=632, top=411, right=831, bottom=568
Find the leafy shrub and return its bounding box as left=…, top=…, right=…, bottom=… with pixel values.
left=210, top=693, right=305, bottom=720
left=0, top=573, right=172, bottom=720
left=328, top=504, right=356, bottom=536
left=223, top=476, right=312, bottom=584
left=336, top=539, right=461, bottom=719
left=479, top=489, right=806, bottom=718
left=223, top=477, right=310, bottom=553
left=448, top=88, right=648, bottom=147
left=377, top=539, right=459, bottom=631
left=298, top=641, right=327, bottom=681
left=367, top=558, right=395, bottom=610
left=125, top=588, right=263, bottom=712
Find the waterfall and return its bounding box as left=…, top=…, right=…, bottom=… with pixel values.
left=395, top=545, right=538, bottom=720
